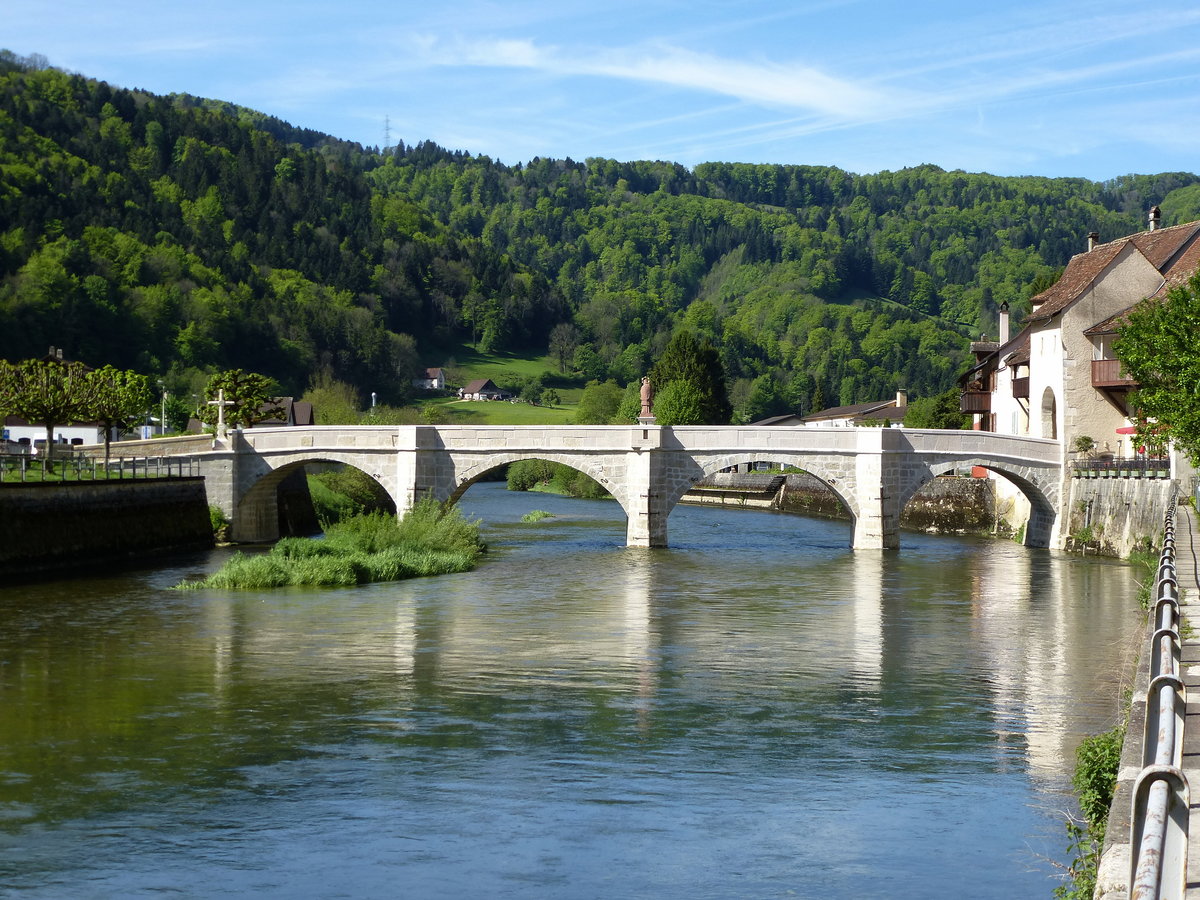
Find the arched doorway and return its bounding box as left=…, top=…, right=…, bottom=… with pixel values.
left=1040, top=388, right=1057, bottom=440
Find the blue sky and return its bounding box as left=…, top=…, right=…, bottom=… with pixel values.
left=7, top=0, right=1200, bottom=180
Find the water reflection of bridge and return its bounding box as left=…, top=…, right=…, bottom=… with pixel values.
left=176, top=425, right=1063, bottom=551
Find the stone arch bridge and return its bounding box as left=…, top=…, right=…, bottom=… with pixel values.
left=188, top=425, right=1063, bottom=550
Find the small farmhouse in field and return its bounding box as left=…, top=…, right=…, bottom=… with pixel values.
left=458, top=379, right=511, bottom=401
left=413, top=367, right=447, bottom=390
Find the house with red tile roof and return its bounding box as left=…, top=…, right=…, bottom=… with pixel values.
left=458, top=379, right=511, bottom=401
left=961, top=209, right=1200, bottom=462
left=956, top=208, right=1199, bottom=551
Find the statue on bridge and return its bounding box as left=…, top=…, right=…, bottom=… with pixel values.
left=639, top=377, right=655, bottom=423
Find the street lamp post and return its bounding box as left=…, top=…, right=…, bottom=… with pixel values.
left=157, top=381, right=167, bottom=436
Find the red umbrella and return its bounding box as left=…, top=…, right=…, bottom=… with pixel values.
left=1116, top=426, right=1138, bottom=434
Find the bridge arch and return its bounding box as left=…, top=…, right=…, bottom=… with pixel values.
left=444, top=452, right=634, bottom=521
left=187, top=424, right=1064, bottom=551
left=233, top=453, right=401, bottom=542
left=671, top=452, right=859, bottom=522
left=893, top=458, right=1058, bottom=548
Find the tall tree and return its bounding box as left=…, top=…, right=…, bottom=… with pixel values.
left=573, top=379, right=624, bottom=424
left=1115, top=272, right=1200, bottom=462
left=86, top=365, right=154, bottom=465
left=0, top=356, right=98, bottom=469
left=650, top=380, right=705, bottom=426
left=649, top=330, right=732, bottom=424
left=903, top=387, right=969, bottom=430
left=198, top=369, right=285, bottom=431
left=548, top=323, right=579, bottom=374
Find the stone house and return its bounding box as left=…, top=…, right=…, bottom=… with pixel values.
left=960, top=209, right=1200, bottom=466
left=958, top=210, right=1200, bottom=550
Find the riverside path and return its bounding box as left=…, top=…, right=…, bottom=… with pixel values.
left=1181, top=504, right=1200, bottom=898
left=1100, top=500, right=1200, bottom=899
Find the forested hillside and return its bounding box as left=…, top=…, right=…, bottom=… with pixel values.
left=3, top=51, right=1198, bottom=421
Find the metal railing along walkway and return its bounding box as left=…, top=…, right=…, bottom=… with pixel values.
left=0, top=454, right=200, bottom=483
left=1131, top=500, right=1190, bottom=899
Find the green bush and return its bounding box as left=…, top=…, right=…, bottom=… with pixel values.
left=307, top=475, right=362, bottom=527
left=208, top=505, right=230, bottom=539
left=553, top=466, right=609, bottom=499
left=506, top=459, right=610, bottom=499
left=1073, top=726, right=1122, bottom=828
left=1056, top=725, right=1123, bottom=899
left=506, top=459, right=558, bottom=491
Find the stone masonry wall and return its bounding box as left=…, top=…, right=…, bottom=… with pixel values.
left=1063, top=476, right=1176, bottom=557
left=0, top=479, right=213, bottom=578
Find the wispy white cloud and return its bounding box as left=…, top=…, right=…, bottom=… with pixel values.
left=414, top=36, right=900, bottom=120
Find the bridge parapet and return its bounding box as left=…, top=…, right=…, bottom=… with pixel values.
left=897, top=428, right=1062, bottom=464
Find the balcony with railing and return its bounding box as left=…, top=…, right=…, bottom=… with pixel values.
left=1092, top=358, right=1136, bottom=388
left=1012, top=376, right=1029, bottom=399
left=960, top=391, right=991, bottom=414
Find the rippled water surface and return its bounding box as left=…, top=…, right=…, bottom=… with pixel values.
left=0, top=484, right=1142, bottom=898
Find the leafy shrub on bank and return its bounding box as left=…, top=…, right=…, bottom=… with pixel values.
left=177, top=501, right=483, bottom=590
left=1055, top=725, right=1124, bottom=899
left=507, top=459, right=558, bottom=491
left=506, top=459, right=609, bottom=499
left=208, top=505, right=229, bottom=540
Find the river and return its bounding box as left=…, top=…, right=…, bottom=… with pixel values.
left=0, top=483, right=1142, bottom=898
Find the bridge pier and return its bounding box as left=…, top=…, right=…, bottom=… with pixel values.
left=624, top=444, right=669, bottom=548
left=850, top=432, right=900, bottom=551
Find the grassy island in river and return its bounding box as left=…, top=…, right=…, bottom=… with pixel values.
left=178, top=501, right=483, bottom=590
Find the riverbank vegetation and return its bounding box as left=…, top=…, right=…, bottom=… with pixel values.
left=307, top=465, right=395, bottom=528
left=177, top=501, right=482, bottom=589
left=1055, top=725, right=1124, bottom=899
left=506, top=459, right=610, bottom=499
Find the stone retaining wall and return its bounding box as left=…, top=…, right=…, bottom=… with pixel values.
left=1063, top=477, right=1176, bottom=557
left=0, top=479, right=213, bottom=578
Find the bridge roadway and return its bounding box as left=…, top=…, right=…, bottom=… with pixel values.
left=175, top=424, right=1064, bottom=550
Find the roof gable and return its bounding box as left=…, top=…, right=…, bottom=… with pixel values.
left=1127, top=222, right=1200, bottom=268
left=1026, top=242, right=1126, bottom=322
left=1029, top=221, right=1200, bottom=323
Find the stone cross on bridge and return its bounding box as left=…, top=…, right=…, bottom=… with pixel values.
left=184, top=424, right=1065, bottom=550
